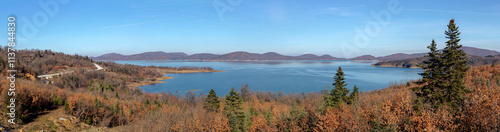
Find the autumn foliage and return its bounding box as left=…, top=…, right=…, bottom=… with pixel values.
left=0, top=48, right=499, bottom=131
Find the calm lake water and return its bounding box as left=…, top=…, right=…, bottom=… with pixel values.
left=115, top=60, right=422, bottom=95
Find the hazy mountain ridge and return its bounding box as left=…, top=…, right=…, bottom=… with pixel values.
left=351, top=55, right=377, bottom=60
left=460, top=46, right=500, bottom=56
left=93, top=51, right=343, bottom=61
left=93, top=46, right=499, bottom=61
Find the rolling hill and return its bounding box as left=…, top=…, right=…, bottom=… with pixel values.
left=92, top=46, right=499, bottom=62
left=92, top=51, right=343, bottom=61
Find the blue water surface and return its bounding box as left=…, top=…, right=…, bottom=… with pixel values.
left=114, top=60, right=422, bottom=95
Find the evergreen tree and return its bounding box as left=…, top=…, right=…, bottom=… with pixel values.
left=224, top=87, right=245, bottom=132
left=441, top=19, right=469, bottom=108
left=415, top=19, right=470, bottom=110
left=333, top=67, right=349, bottom=95
left=204, top=89, right=220, bottom=112
left=348, top=84, right=359, bottom=104
left=325, top=67, right=350, bottom=107
left=145, top=99, right=150, bottom=106
left=414, top=39, right=446, bottom=107
left=323, top=86, right=334, bottom=107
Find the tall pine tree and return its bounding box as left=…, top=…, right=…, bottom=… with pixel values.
left=204, top=89, right=220, bottom=112
left=414, top=39, right=446, bottom=107
left=224, top=87, right=245, bottom=132
left=441, top=19, right=469, bottom=109
left=325, top=67, right=350, bottom=107
left=415, top=19, right=470, bottom=110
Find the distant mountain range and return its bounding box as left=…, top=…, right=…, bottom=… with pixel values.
left=350, top=53, right=426, bottom=61
left=92, top=46, right=500, bottom=61
left=92, top=51, right=343, bottom=61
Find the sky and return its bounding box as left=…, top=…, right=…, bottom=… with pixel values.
left=1, top=0, right=500, bottom=58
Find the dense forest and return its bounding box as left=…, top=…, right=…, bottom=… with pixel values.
left=0, top=19, right=499, bottom=131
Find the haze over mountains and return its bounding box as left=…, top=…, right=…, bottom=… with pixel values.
left=92, top=46, right=500, bottom=61
left=93, top=51, right=343, bottom=61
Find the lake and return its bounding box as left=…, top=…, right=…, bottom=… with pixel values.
left=115, top=60, right=422, bottom=95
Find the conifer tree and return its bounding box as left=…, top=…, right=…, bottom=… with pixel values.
left=415, top=19, right=469, bottom=109
left=204, top=89, right=220, bottom=112
left=224, top=87, right=245, bottom=131
left=333, top=67, right=349, bottom=95
left=348, top=84, right=359, bottom=104
left=325, top=67, right=350, bottom=107
left=441, top=19, right=469, bottom=108
left=323, top=86, right=334, bottom=107
left=145, top=99, right=150, bottom=106
left=414, top=39, right=446, bottom=107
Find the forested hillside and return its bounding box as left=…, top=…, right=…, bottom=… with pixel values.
left=0, top=48, right=218, bottom=131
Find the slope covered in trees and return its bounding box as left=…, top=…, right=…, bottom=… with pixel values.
left=0, top=48, right=218, bottom=130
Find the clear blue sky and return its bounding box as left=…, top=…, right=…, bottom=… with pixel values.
left=2, top=0, right=500, bottom=58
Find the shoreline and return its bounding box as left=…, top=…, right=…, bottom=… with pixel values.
left=127, top=70, right=225, bottom=89
left=160, top=69, right=225, bottom=74
left=371, top=64, right=420, bottom=69
left=127, top=76, right=174, bottom=90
